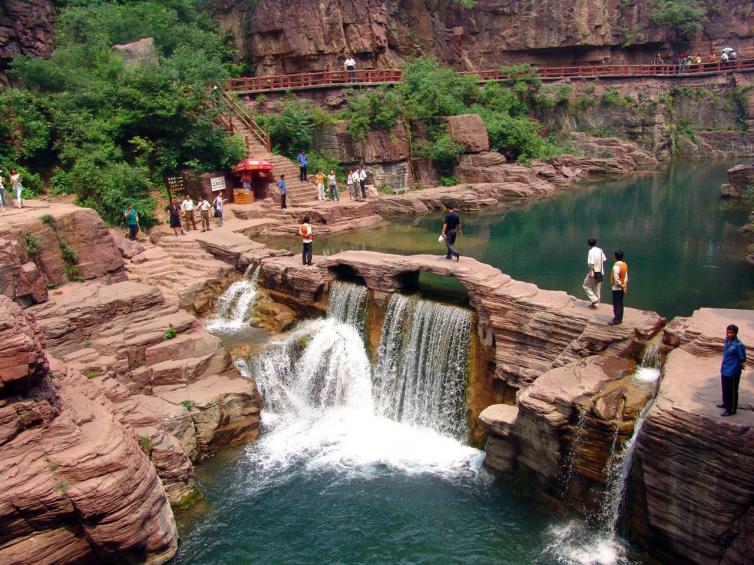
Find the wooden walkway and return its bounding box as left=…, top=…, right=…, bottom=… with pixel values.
left=227, top=59, right=754, bottom=95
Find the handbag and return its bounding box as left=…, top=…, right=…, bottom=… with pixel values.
left=594, top=271, right=604, bottom=283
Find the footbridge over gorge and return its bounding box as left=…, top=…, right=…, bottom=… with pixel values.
left=227, top=59, right=754, bottom=95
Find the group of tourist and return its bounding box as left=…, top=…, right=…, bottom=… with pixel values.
left=581, top=239, right=628, bottom=326
left=652, top=50, right=740, bottom=73
left=0, top=168, right=25, bottom=212
left=123, top=192, right=227, bottom=241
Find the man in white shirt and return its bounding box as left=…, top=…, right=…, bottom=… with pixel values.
left=197, top=196, right=211, bottom=232
left=583, top=238, right=607, bottom=308
left=344, top=55, right=356, bottom=82
left=357, top=166, right=368, bottom=200
left=181, top=194, right=197, bottom=231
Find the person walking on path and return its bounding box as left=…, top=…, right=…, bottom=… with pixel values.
left=297, top=149, right=308, bottom=182
left=0, top=171, right=5, bottom=213
left=347, top=169, right=356, bottom=200
left=165, top=198, right=184, bottom=236
left=441, top=204, right=462, bottom=261
left=124, top=204, right=140, bottom=241
left=315, top=170, right=326, bottom=201
left=198, top=195, right=211, bottom=232
left=608, top=250, right=628, bottom=326
left=213, top=192, right=226, bottom=227
left=10, top=168, right=23, bottom=208
left=300, top=215, right=313, bottom=266
left=278, top=174, right=287, bottom=209
left=357, top=166, right=368, bottom=200
left=583, top=238, right=607, bottom=308
left=344, top=55, right=356, bottom=82
left=181, top=194, right=197, bottom=231
left=718, top=324, right=746, bottom=417
left=327, top=170, right=339, bottom=202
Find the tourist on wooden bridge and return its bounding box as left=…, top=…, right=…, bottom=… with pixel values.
left=718, top=324, right=746, bottom=417
left=344, top=55, right=356, bottom=82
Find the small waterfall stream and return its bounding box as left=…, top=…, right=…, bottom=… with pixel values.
left=373, top=293, right=472, bottom=438
left=208, top=265, right=261, bottom=331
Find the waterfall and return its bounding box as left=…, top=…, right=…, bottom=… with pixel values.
left=373, top=293, right=472, bottom=438
left=208, top=265, right=260, bottom=331
left=327, top=281, right=368, bottom=331
left=597, top=349, right=663, bottom=534
left=560, top=407, right=589, bottom=499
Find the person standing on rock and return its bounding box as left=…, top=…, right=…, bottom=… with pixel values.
left=278, top=174, right=287, bottom=209
left=441, top=204, right=461, bottom=261
left=213, top=192, right=226, bottom=227
left=358, top=166, right=368, bottom=200
left=718, top=324, right=746, bottom=417
left=10, top=168, right=22, bottom=208
left=198, top=195, right=211, bottom=232
left=608, top=250, right=628, bottom=326
left=297, top=149, right=308, bottom=182
left=583, top=238, right=607, bottom=308
left=124, top=204, right=140, bottom=241
left=0, top=170, right=5, bottom=213
left=165, top=198, right=184, bottom=236
left=181, top=194, right=197, bottom=231
left=327, top=170, right=339, bottom=202
left=315, top=170, right=326, bottom=201
left=344, top=55, right=357, bottom=83
left=300, top=215, right=313, bottom=266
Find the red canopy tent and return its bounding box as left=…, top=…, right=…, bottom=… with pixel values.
left=233, top=157, right=273, bottom=203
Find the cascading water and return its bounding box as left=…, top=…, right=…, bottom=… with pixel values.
left=326, top=281, right=368, bottom=331
left=373, top=293, right=472, bottom=438
left=207, top=265, right=260, bottom=331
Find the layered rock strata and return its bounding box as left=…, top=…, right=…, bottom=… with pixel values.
left=0, top=296, right=178, bottom=564
left=629, top=308, right=754, bottom=564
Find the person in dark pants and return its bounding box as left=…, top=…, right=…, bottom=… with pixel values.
left=297, top=149, right=308, bottom=181
left=300, top=215, right=313, bottom=266
left=608, top=250, right=628, bottom=325
left=441, top=204, right=461, bottom=261
left=278, top=174, right=287, bottom=209
left=718, top=324, right=746, bottom=416
left=123, top=204, right=139, bottom=241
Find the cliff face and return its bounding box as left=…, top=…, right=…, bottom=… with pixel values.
left=211, top=0, right=754, bottom=75
left=0, top=0, right=55, bottom=76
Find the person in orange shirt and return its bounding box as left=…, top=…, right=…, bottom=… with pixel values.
left=300, top=215, right=313, bottom=266
left=609, top=250, right=628, bottom=326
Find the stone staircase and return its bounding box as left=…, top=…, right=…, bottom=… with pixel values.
left=218, top=90, right=316, bottom=206
left=125, top=236, right=235, bottom=309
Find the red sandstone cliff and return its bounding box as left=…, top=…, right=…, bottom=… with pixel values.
left=0, top=0, right=55, bottom=77
left=210, top=0, right=754, bottom=75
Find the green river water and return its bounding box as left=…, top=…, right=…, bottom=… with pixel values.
left=176, top=161, right=752, bottom=564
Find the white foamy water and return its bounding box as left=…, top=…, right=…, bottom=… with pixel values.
left=540, top=522, right=629, bottom=565
left=242, top=316, right=483, bottom=487
left=207, top=265, right=260, bottom=332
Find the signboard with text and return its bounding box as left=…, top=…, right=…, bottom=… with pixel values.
left=210, top=176, right=226, bottom=192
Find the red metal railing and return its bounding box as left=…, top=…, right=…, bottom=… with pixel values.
left=227, top=59, right=754, bottom=93
left=218, top=88, right=271, bottom=151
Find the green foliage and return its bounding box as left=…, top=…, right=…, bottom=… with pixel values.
left=601, top=88, right=622, bottom=106
left=59, top=242, right=78, bottom=265
left=40, top=214, right=56, bottom=228
left=572, top=94, right=597, bottom=111
left=164, top=325, right=177, bottom=340
left=259, top=96, right=334, bottom=158
left=674, top=117, right=697, bottom=142
left=138, top=435, right=153, bottom=453
left=590, top=125, right=617, bottom=138
left=43, top=456, right=58, bottom=472
left=342, top=88, right=403, bottom=142
left=651, top=0, right=706, bottom=37
left=86, top=370, right=98, bottom=379
left=534, top=84, right=572, bottom=109
left=397, top=58, right=479, bottom=120
left=439, top=176, right=459, bottom=186
left=4, top=0, right=244, bottom=224
left=308, top=152, right=344, bottom=182
left=181, top=400, right=193, bottom=411
left=23, top=232, right=40, bottom=255
left=64, top=264, right=84, bottom=282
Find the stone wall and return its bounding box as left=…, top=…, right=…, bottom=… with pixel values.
left=210, top=0, right=754, bottom=75
left=0, top=0, right=55, bottom=81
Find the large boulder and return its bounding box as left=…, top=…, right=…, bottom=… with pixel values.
left=445, top=114, right=489, bottom=153
left=720, top=164, right=754, bottom=199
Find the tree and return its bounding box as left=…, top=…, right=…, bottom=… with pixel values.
left=650, top=0, right=706, bottom=38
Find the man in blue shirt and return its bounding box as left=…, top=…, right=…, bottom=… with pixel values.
left=719, top=323, right=746, bottom=416
left=277, top=174, right=287, bottom=209
left=297, top=150, right=308, bottom=182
